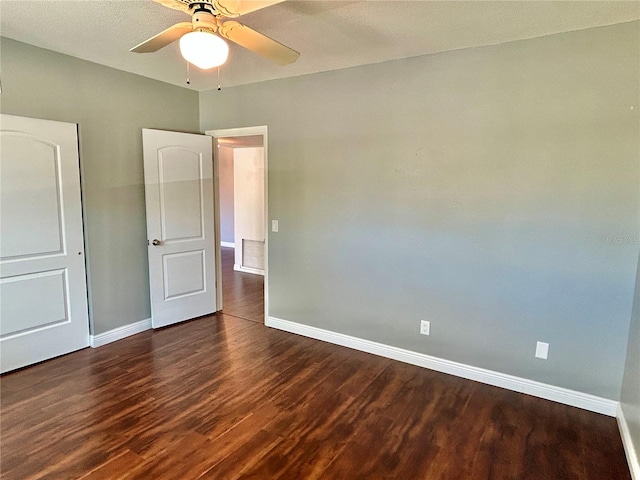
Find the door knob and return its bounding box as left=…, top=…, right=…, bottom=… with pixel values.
left=152, top=239, right=161, bottom=246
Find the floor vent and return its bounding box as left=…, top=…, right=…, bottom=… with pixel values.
left=242, top=239, right=264, bottom=270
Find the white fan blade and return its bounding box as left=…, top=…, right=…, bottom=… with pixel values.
left=219, top=21, right=299, bottom=65
left=152, top=0, right=191, bottom=14
left=213, top=0, right=285, bottom=18
left=130, top=22, right=193, bottom=53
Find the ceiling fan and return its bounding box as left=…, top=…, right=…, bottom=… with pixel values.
left=131, top=0, right=299, bottom=69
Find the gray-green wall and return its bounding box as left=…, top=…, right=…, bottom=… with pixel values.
left=200, top=21, right=640, bottom=400
left=621, top=254, right=640, bottom=469
left=0, top=38, right=200, bottom=335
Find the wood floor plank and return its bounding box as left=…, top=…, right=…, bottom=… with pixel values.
left=77, top=450, right=146, bottom=480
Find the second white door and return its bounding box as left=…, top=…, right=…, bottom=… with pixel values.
left=142, top=129, right=217, bottom=328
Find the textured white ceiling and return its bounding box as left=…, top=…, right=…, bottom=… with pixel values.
left=1, top=1, right=639, bottom=91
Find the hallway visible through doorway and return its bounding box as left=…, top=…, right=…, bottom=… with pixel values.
left=221, top=246, right=264, bottom=323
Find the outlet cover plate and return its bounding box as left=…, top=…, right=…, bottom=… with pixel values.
left=535, top=341, right=549, bottom=359
left=420, top=320, right=430, bottom=335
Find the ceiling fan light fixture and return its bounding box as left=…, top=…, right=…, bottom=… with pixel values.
left=179, top=30, right=229, bottom=69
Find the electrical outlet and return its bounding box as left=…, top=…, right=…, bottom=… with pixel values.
left=420, top=320, right=430, bottom=336
left=271, top=220, right=279, bottom=232
left=535, top=341, right=549, bottom=360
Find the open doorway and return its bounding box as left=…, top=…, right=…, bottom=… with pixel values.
left=207, top=126, right=268, bottom=324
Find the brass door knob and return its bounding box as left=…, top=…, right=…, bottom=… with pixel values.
left=152, top=239, right=161, bottom=246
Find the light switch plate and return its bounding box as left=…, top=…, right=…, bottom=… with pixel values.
left=271, top=220, right=279, bottom=232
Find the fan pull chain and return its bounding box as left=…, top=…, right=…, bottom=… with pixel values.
left=186, top=62, right=191, bottom=85
left=217, top=66, right=221, bottom=91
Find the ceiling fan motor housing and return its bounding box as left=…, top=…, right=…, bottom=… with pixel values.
left=192, top=9, right=219, bottom=33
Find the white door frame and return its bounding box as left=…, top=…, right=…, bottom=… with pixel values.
left=205, top=126, right=268, bottom=322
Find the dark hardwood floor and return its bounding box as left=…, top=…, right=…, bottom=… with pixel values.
left=220, top=246, right=264, bottom=323
left=0, top=259, right=631, bottom=479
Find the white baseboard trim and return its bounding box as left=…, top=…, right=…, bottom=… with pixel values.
left=234, top=264, right=265, bottom=276
left=266, top=316, right=618, bottom=417
left=618, top=404, right=640, bottom=480
left=221, top=241, right=235, bottom=248
left=90, top=318, right=152, bottom=348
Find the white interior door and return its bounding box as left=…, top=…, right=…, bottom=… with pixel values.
left=142, top=129, right=217, bottom=328
left=0, top=114, right=90, bottom=373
